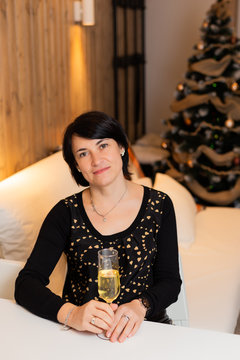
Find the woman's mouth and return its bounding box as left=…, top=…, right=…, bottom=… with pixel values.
left=93, top=167, right=110, bottom=175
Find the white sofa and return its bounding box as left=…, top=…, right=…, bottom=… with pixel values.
left=0, top=151, right=239, bottom=333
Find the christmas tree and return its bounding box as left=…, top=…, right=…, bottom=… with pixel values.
left=160, top=0, right=240, bottom=206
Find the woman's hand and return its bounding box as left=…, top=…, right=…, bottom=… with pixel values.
left=58, top=300, right=118, bottom=334
left=106, top=299, right=146, bottom=343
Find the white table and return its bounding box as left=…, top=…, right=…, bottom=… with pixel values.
left=0, top=299, right=239, bottom=360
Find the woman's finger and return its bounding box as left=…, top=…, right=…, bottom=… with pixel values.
left=109, top=314, right=134, bottom=342
left=126, top=321, right=139, bottom=338
left=94, top=301, right=115, bottom=320
left=88, top=315, right=111, bottom=332
left=106, top=309, right=125, bottom=337
left=117, top=317, right=135, bottom=343
left=88, top=323, right=105, bottom=334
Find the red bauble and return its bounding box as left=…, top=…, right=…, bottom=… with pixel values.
left=233, top=157, right=240, bottom=166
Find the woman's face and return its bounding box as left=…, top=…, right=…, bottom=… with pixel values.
left=71, top=135, right=124, bottom=187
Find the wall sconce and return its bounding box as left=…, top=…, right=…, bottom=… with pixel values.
left=73, top=0, right=95, bottom=26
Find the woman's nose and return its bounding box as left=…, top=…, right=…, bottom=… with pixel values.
left=91, top=151, right=101, bottom=166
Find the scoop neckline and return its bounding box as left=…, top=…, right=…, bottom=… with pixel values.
left=77, top=186, right=150, bottom=240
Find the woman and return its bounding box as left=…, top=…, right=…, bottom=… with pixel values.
left=15, top=111, right=182, bottom=343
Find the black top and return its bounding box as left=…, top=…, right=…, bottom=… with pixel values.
left=15, top=186, right=182, bottom=323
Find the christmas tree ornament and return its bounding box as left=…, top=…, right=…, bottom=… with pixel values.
left=177, top=83, right=184, bottom=91
left=197, top=41, right=205, bottom=50
left=161, top=141, right=168, bottom=150
left=233, top=157, right=240, bottom=166
left=231, top=35, right=237, bottom=44
left=196, top=53, right=204, bottom=60
left=187, top=159, right=194, bottom=168
left=205, top=130, right=212, bottom=139
left=233, top=147, right=240, bottom=154
left=184, top=117, right=192, bottom=126
left=210, top=24, right=219, bottom=33
left=184, top=175, right=193, bottom=183
left=220, top=35, right=226, bottom=42
left=198, top=107, right=209, bottom=117
left=161, top=0, right=240, bottom=206
left=231, top=82, right=239, bottom=91
left=228, top=174, right=236, bottom=182
left=202, top=20, right=209, bottom=28
left=212, top=175, right=221, bottom=183
left=225, top=118, right=234, bottom=128
left=214, top=48, right=223, bottom=56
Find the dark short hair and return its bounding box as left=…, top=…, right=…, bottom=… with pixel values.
left=63, top=111, right=131, bottom=186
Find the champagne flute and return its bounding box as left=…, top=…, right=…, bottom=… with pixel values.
left=97, top=248, right=120, bottom=340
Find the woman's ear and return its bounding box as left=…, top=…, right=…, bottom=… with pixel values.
left=120, top=148, right=125, bottom=157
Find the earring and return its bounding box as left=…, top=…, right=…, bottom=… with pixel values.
left=121, top=150, right=125, bottom=157
left=77, top=168, right=81, bottom=173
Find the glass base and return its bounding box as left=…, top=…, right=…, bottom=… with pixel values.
left=97, top=332, right=110, bottom=340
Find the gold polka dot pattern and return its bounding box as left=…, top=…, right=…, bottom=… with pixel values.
left=62, top=187, right=166, bottom=307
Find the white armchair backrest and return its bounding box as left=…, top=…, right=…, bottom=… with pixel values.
left=0, top=259, right=24, bottom=299
left=167, top=258, right=189, bottom=326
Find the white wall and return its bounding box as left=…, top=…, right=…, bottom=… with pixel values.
left=145, top=0, right=217, bottom=133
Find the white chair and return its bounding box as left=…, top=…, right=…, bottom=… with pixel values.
left=0, top=258, right=24, bottom=300
left=167, top=259, right=189, bottom=326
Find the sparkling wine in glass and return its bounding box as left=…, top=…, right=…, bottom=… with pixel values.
left=97, top=248, right=120, bottom=339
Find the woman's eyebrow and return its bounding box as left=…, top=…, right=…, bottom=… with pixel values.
left=75, top=139, right=109, bottom=153
left=96, top=138, right=109, bottom=145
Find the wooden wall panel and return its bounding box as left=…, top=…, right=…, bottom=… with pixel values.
left=0, top=0, right=114, bottom=181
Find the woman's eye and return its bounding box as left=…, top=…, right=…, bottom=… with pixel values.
left=100, top=143, right=108, bottom=149
left=79, top=152, right=87, bottom=158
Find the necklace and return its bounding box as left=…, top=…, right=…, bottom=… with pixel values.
left=90, top=187, right=128, bottom=222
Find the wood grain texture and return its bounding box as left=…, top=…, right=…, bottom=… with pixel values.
left=0, top=0, right=114, bottom=181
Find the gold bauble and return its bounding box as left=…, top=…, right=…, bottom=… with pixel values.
left=187, top=159, right=194, bottom=168
left=202, top=20, right=208, bottom=28
left=225, top=118, right=234, bottom=128
left=161, top=141, right=168, bottom=149
left=197, top=41, right=205, bottom=50
left=231, top=82, right=239, bottom=92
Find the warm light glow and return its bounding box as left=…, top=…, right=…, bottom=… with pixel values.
left=69, top=25, right=88, bottom=118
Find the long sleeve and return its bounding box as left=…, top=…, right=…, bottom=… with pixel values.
left=15, top=200, right=71, bottom=322
left=141, top=195, right=182, bottom=319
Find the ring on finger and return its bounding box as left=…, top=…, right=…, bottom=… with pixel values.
left=90, top=316, right=96, bottom=325
left=122, top=314, right=130, bottom=321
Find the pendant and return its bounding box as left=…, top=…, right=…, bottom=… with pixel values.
left=103, top=217, right=107, bottom=222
